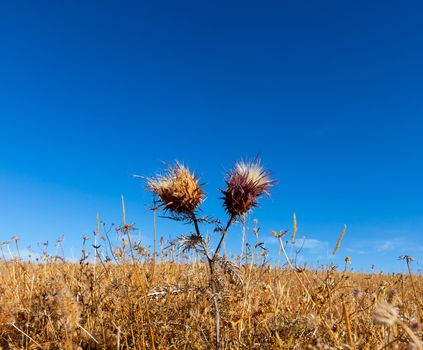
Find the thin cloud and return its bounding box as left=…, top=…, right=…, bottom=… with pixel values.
left=346, top=247, right=367, bottom=255
left=349, top=236, right=421, bottom=255
left=301, top=238, right=328, bottom=252
left=376, top=238, right=403, bottom=252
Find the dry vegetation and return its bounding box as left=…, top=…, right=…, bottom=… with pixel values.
left=0, top=247, right=422, bottom=349
left=0, top=160, right=421, bottom=349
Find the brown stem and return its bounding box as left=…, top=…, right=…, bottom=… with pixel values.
left=192, top=214, right=201, bottom=237
left=212, top=216, right=234, bottom=262
left=342, top=303, right=356, bottom=350
left=191, top=214, right=212, bottom=262
left=406, top=261, right=421, bottom=307
left=190, top=214, right=235, bottom=350
left=209, top=215, right=235, bottom=350
left=398, top=320, right=423, bottom=350
left=208, top=260, right=221, bottom=350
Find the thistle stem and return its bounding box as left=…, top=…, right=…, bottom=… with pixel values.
left=192, top=215, right=201, bottom=237
left=212, top=216, right=234, bottom=262
left=191, top=213, right=212, bottom=262
left=202, top=215, right=234, bottom=350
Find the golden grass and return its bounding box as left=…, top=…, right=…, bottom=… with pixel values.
left=0, top=255, right=422, bottom=349
left=1, top=159, right=421, bottom=348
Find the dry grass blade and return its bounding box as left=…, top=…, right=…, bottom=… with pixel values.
left=333, top=224, right=347, bottom=255
left=9, top=323, right=41, bottom=347
left=343, top=303, right=356, bottom=350
left=292, top=212, right=298, bottom=242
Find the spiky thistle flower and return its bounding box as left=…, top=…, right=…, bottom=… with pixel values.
left=222, top=160, right=275, bottom=217
left=147, top=162, right=204, bottom=215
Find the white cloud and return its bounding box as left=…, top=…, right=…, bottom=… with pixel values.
left=301, top=238, right=328, bottom=252
left=375, top=238, right=404, bottom=252
left=346, top=247, right=367, bottom=255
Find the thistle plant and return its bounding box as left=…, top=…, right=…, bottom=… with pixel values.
left=222, top=160, right=274, bottom=217
left=147, top=162, right=205, bottom=215
left=145, top=159, right=274, bottom=349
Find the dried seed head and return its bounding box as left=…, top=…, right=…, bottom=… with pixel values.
left=373, top=301, right=399, bottom=326
left=56, top=283, right=81, bottom=332
left=407, top=343, right=418, bottom=350
left=399, top=255, right=414, bottom=263
left=387, top=289, right=397, bottom=303
left=147, top=162, right=204, bottom=215
left=410, top=320, right=422, bottom=333
left=222, top=160, right=275, bottom=217
left=307, top=313, right=320, bottom=330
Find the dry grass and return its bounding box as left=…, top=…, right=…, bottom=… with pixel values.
left=1, top=161, right=421, bottom=349
left=0, top=241, right=422, bottom=349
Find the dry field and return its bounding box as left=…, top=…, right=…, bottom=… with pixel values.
left=1, top=161, right=421, bottom=349
left=0, top=245, right=421, bottom=349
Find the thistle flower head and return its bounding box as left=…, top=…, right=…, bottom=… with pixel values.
left=147, top=162, right=204, bottom=215
left=222, top=159, right=275, bottom=217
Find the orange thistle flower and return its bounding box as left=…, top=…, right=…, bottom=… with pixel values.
left=147, top=162, right=204, bottom=215
left=222, top=160, right=275, bottom=217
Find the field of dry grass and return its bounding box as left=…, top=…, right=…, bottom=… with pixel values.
left=0, top=243, right=422, bottom=349
left=1, top=161, right=421, bottom=349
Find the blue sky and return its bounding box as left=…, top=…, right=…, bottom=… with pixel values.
left=0, top=1, right=422, bottom=272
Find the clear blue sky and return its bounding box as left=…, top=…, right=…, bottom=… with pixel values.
left=1, top=1, right=422, bottom=272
